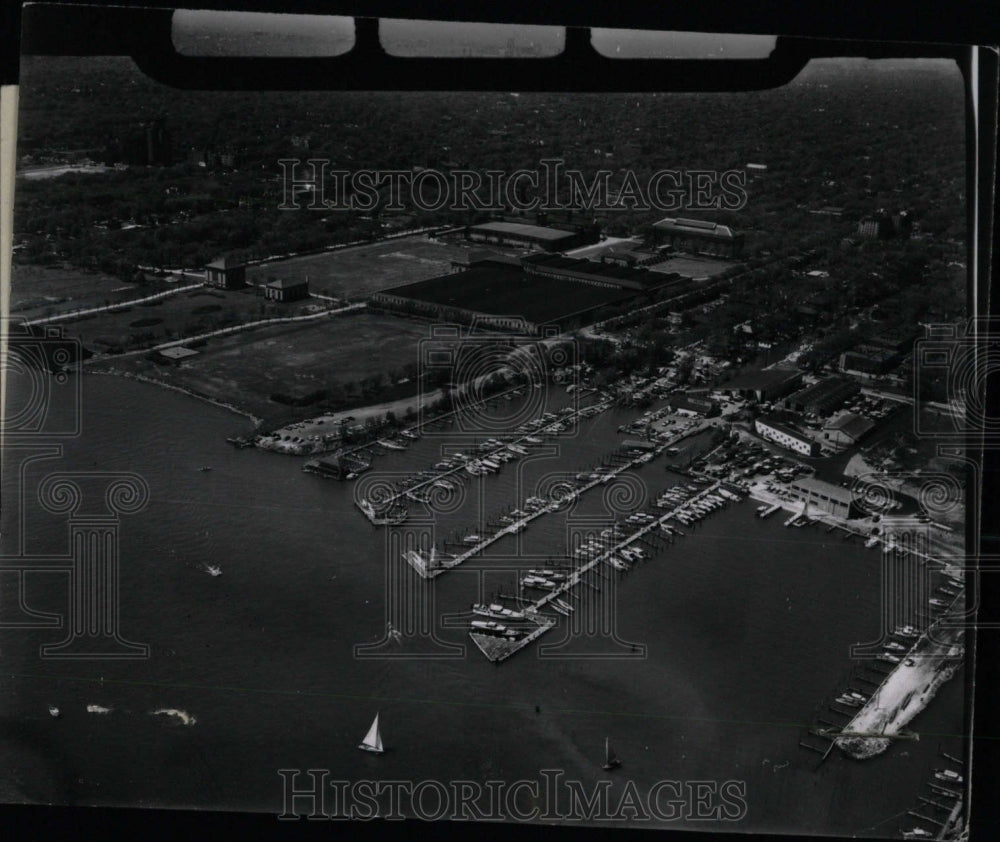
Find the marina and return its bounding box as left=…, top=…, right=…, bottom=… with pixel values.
left=464, top=478, right=738, bottom=663
left=394, top=420, right=712, bottom=577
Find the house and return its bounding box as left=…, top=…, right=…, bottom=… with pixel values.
left=204, top=255, right=246, bottom=290
left=263, top=277, right=310, bottom=302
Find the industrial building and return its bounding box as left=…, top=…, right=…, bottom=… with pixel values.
left=721, top=367, right=803, bottom=404
left=204, top=255, right=246, bottom=290
left=464, top=221, right=592, bottom=252
left=650, top=217, right=745, bottom=258
left=822, top=412, right=876, bottom=446
left=667, top=393, right=720, bottom=416
left=786, top=477, right=856, bottom=518
left=783, top=376, right=859, bottom=416
left=755, top=415, right=820, bottom=456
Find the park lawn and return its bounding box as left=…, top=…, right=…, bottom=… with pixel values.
left=98, top=312, right=431, bottom=420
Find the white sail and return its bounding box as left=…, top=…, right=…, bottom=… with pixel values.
left=359, top=713, right=383, bottom=753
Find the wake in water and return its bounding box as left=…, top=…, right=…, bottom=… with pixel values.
left=150, top=708, right=197, bottom=726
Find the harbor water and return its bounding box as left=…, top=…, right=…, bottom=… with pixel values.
left=0, top=374, right=966, bottom=834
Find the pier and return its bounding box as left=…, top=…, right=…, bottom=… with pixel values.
left=400, top=422, right=712, bottom=578
left=356, top=396, right=615, bottom=524
left=468, top=480, right=731, bottom=663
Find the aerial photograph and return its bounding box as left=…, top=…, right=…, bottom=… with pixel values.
left=1, top=11, right=977, bottom=840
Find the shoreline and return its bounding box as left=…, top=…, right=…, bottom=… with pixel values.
left=836, top=626, right=964, bottom=760
left=742, top=483, right=966, bottom=763
left=86, top=368, right=262, bottom=428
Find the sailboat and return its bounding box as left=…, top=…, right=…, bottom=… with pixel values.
left=602, top=737, right=622, bottom=770
left=358, top=713, right=384, bottom=754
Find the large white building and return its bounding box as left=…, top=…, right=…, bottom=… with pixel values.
left=754, top=415, right=820, bottom=457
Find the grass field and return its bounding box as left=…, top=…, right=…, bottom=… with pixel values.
left=97, top=312, right=430, bottom=420
left=381, top=264, right=636, bottom=324
left=53, top=285, right=328, bottom=351
left=8, top=262, right=181, bottom=321
left=245, top=234, right=488, bottom=299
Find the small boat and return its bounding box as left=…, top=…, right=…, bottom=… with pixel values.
left=48, top=706, right=60, bottom=718
left=602, top=737, right=622, bottom=771
left=198, top=466, right=212, bottom=472
left=358, top=713, right=384, bottom=754
left=205, top=565, right=222, bottom=577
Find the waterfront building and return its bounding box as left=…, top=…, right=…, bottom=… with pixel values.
left=786, top=476, right=856, bottom=518
left=754, top=414, right=820, bottom=456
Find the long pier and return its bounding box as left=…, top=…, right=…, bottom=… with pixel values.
left=469, top=480, right=731, bottom=663
left=532, top=480, right=722, bottom=613
left=402, top=422, right=712, bottom=578
left=357, top=397, right=615, bottom=524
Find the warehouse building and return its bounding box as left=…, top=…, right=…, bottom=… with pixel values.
left=822, top=412, right=876, bottom=446
left=755, top=414, right=820, bottom=456
left=721, top=367, right=803, bottom=404
left=784, top=376, right=859, bottom=416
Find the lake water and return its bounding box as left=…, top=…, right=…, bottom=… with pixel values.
left=0, top=373, right=966, bottom=835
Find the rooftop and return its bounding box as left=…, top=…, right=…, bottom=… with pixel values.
left=788, top=375, right=857, bottom=408
left=158, top=346, right=199, bottom=360
left=824, top=412, right=876, bottom=440
left=469, top=221, right=579, bottom=242
left=265, top=277, right=309, bottom=289
left=757, top=412, right=812, bottom=442
left=205, top=255, right=243, bottom=270
left=653, top=217, right=740, bottom=241
left=722, top=367, right=802, bottom=391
